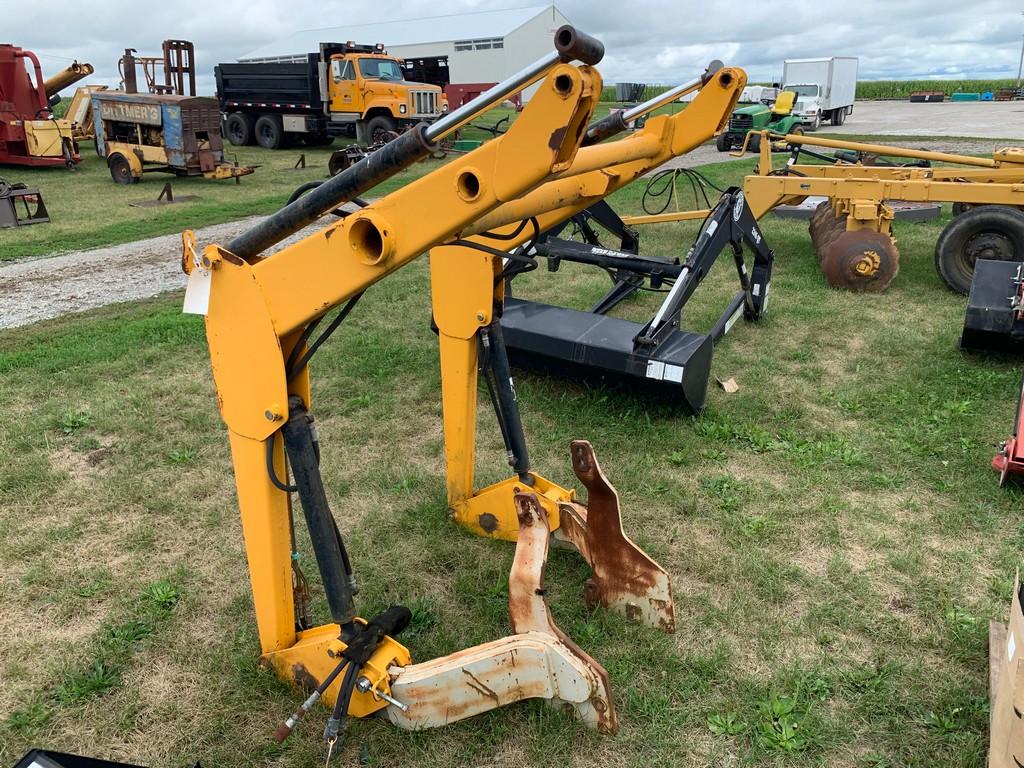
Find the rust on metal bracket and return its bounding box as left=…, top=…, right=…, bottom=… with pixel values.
left=510, top=492, right=617, bottom=733
left=556, top=440, right=676, bottom=633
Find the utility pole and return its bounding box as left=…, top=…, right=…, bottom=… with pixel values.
left=1018, top=11, right=1024, bottom=90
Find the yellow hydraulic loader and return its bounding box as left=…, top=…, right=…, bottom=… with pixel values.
left=180, top=26, right=746, bottom=748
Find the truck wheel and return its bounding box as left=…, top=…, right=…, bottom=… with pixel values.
left=832, top=108, right=845, bottom=126
left=108, top=153, right=137, bottom=185
left=934, top=206, right=1024, bottom=294
left=810, top=115, right=821, bottom=131
left=225, top=113, right=254, bottom=146
left=254, top=115, right=285, bottom=150
left=365, top=115, right=397, bottom=144
left=715, top=133, right=731, bottom=152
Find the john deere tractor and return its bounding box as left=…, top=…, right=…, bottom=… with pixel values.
left=716, top=91, right=805, bottom=152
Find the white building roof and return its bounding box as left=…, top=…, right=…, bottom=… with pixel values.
left=239, top=5, right=556, bottom=61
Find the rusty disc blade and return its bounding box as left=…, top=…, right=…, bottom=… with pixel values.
left=808, top=202, right=831, bottom=248
left=815, top=214, right=848, bottom=263
left=820, top=229, right=900, bottom=292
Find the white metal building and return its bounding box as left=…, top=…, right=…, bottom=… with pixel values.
left=239, top=5, right=571, bottom=100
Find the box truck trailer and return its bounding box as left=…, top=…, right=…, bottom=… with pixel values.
left=782, top=57, right=858, bottom=130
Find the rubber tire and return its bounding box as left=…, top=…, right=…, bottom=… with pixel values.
left=809, top=115, right=821, bottom=131
left=254, top=114, right=285, bottom=150
left=716, top=133, right=731, bottom=152
left=785, top=125, right=805, bottom=150
left=934, top=206, right=1024, bottom=295
left=225, top=113, right=254, bottom=146
left=832, top=108, right=845, bottom=126
left=364, top=115, right=397, bottom=145
left=747, top=133, right=761, bottom=153
left=108, top=153, right=137, bottom=185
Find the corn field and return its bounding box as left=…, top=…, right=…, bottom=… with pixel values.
left=855, top=79, right=1018, bottom=99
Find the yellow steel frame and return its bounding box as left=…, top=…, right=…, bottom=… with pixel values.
left=196, top=63, right=604, bottom=708
left=433, top=66, right=747, bottom=540
left=191, top=60, right=747, bottom=718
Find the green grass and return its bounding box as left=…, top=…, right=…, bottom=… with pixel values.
left=0, top=138, right=442, bottom=262
left=0, top=157, right=1020, bottom=768
left=2, top=103, right=678, bottom=262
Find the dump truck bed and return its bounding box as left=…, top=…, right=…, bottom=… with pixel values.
left=215, top=56, right=323, bottom=113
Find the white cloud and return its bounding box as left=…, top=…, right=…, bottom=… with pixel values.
left=12, top=0, right=1024, bottom=97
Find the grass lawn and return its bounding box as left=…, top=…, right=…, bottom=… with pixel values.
left=0, top=103, right=694, bottom=262
left=0, top=155, right=1021, bottom=768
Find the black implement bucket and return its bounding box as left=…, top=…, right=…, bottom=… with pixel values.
left=960, top=258, right=1024, bottom=352
left=502, top=297, right=714, bottom=412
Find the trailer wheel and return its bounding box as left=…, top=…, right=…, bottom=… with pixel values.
left=108, top=153, right=137, bottom=185
left=254, top=115, right=285, bottom=150
left=225, top=113, right=254, bottom=146
left=935, top=206, right=1024, bottom=294
left=365, top=115, right=397, bottom=144
left=715, top=133, right=731, bottom=152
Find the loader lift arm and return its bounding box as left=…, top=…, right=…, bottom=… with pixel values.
left=183, top=32, right=748, bottom=745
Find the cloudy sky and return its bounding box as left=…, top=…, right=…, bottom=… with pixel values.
left=12, top=0, right=1024, bottom=95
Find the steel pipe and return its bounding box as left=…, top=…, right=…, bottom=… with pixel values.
left=785, top=134, right=999, bottom=168
left=424, top=26, right=604, bottom=143
left=583, top=60, right=722, bottom=146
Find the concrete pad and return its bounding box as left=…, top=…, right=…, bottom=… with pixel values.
left=816, top=101, right=1024, bottom=140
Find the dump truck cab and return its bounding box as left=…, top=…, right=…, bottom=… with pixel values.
left=326, top=45, right=446, bottom=143
left=716, top=90, right=803, bottom=152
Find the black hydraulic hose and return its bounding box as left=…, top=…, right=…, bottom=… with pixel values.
left=281, top=397, right=357, bottom=628
left=266, top=433, right=298, bottom=493
left=286, top=292, right=364, bottom=383
left=273, top=657, right=349, bottom=743
left=228, top=125, right=435, bottom=260
left=482, top=322, right=532, bottom=482
left=323, top=659, right=360, bottom=748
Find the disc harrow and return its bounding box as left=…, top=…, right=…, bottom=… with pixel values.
left=808, top=200, right=900, bottom=291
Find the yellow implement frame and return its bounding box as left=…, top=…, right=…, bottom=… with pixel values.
left=182, top=35, right=747, bottom=734
left=621, top=131, right=1024, bottom=292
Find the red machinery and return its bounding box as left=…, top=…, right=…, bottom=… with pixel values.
left=0, top=44, right=90, bottom=168
left=994, top=372, right=1024, bottom=485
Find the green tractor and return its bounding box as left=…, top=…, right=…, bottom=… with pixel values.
left=716, top=91, right=805, bottom=152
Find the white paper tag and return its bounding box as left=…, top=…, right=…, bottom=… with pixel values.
left=183, top=267, right=212, bottom=315
left=1009, top=631, right=1017, bottom=663
left=663, top=364, right=684, bottom=383
left=646, top=360, right=665, bottom=380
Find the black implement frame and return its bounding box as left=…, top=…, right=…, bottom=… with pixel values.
left=500, top=187, right=774, bottom=412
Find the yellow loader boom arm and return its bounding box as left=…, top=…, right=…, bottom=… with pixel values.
left=185, top=28, right=747, bottom=742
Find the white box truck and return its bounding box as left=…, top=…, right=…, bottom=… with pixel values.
left=781, top=57, right=858, bottom=130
